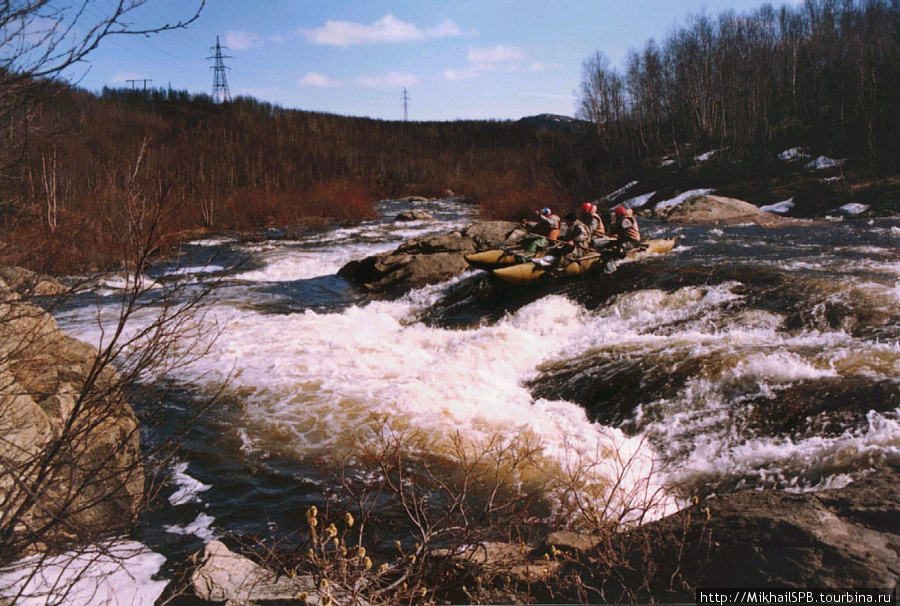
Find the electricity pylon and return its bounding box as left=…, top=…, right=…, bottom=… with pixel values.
left=401, top=87, right=410, bottom=121
left=208, top=36, right=232, bottom=103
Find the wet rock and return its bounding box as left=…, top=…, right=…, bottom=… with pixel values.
left=0, top=277, right=143, bottom=556
left=542, top=531, right=601, bottom=555
left=397, top=195, right=430, bottom=203
left=395, top=210, right=435, bottom=222
left=191, top=540, right=321, bottom=604
left=659, top=194, right=798, bottom=226
left=560, top=468, right=900, bottom=603
left=433, top=541, right=560, bottom=583
left=339, top=221, right=520, bottom=295
left=0, top=265, right=70, bottom=296
left=190, top=540, right=366, bottom=605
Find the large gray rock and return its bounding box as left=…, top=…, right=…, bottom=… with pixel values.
left=0, top=277, right=142, bottom=557
left=659, top=194, right=798, bottom=226
left=0, top=266, right=69, bottom=296
left=560, top=468, right=900, bottom=603
left=339, top=221, right=519, bottom=295
left=191, top=540, right=364, bottom=605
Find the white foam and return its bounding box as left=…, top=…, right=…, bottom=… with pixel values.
left=188, top=237, right=237, bottom=247
left=168, top=461, right=211, bottom=506
left=164, top=513, right=217, bottom=542
left=672, top=409, right=900, bottom=492
left=142, top=292, right=679, bottom=522
left=0, top=540, right=167, bottom=606
left=167, top=264, right=226, bottom=277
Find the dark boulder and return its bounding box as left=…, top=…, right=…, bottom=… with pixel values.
left=560, top=468, right=900, bottom=603
left=339, top=221, right=520, bottom=295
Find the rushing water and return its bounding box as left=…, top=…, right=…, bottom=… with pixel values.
left=7, top=198, right=900, bottom=602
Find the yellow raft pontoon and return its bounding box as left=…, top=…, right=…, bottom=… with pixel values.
left=491, top=238, right=677, bottom=285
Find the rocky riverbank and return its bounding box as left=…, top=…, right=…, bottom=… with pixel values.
left=174, top=467, right=899, bottom=604
left=0, top=270, right=143, bottom=559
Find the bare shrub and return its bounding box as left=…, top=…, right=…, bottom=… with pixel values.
left=0, top=140, right=222, bottom=604
left=228, top=417, right=676, bottom=605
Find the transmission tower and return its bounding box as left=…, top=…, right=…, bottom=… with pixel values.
left=208, top=36, right=232, bottom=103
left=401, top=87, right=410, bottom=121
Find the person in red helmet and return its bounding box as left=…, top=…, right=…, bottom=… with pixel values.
left=579, top=201, right=607, bottom=245
left=611, top=205, right=641, bottom=253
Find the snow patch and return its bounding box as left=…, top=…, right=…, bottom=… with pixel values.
left=622, top=191, right=656, bottom=209
left=0, top=540, right=167, bottom=606
left=778, top=147, right=811, bottom=162
left=760, top=198, right=795, bottom=214
left=830, top=203, right=870, bottom=217
left=805, top=156, right=847, bottom=170
left=656, top=189, right=716, bottom=210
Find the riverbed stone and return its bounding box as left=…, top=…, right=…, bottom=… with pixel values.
left=0, top=266, right=70, bottom=296
left=554, top=467, right=900, bottom=603
left=658, top=194, right=799, bottom=226
left=0, top=275, right=142, bottom=557
left=191, top=540, right=363, bottom=605
left=395, top=210, right=435, bottom=221
left=339, top=220, right=519, bottom=295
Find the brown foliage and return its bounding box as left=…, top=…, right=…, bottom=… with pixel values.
left=472, top=172, right=575, bottom=221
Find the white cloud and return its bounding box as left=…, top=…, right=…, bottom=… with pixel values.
left=356, top=71, right=417, bottom=89
left=302, top=14, right=463, bottom=47
left=468, top=45, right=528, bottom=65
left=444, top=68, right=478, bottom=82
left=299, top=72, right=342, bottom=87
left=226, top=30, right=264, bottom=51
left=426, top=18, right=464, bottom=38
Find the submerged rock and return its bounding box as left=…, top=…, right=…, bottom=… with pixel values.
left=395, top=210, right=435, bottom=222
left=339, top=220, right=520, bottom=295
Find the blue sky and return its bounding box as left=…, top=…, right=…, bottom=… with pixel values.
left=65, top=0, right=801, bottom=121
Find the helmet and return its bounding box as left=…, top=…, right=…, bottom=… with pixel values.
left=580, top=202, right=595, bottom=215
left=540, top=207, right=551, bottom=216
left=613, top=206, right=627, bottom=217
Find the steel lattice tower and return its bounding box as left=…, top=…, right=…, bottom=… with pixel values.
left=208, top=36, right=232, bottom=103
left=401, top=87, right=410, bottom=121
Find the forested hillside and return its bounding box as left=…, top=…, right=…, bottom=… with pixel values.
left=576, top=0, right=900, bottom=178
left=0, top=85, right=580, bottom=273
left=1, top=0, right=898, bottom=276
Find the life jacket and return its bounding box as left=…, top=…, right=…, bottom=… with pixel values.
left=587, top=212, right=606, bottom=238
left=566, top=220, right=591, bottom=248
left=616, top=214, right=640, bottom=244
left=534, top=213, right=561, bottom=237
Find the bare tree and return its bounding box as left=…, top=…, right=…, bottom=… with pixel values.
left=0, top=1, right=204, bottom=192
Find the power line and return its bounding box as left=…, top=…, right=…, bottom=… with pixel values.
left=125, top=78, right=153, bottom=92
left=207, top=36, right=232, bottom=103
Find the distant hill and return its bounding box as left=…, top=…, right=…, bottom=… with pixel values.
left=517, top=114, right=585, bottom=133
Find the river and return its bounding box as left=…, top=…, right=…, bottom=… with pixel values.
left=7, top=197, right=900, bottom=603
